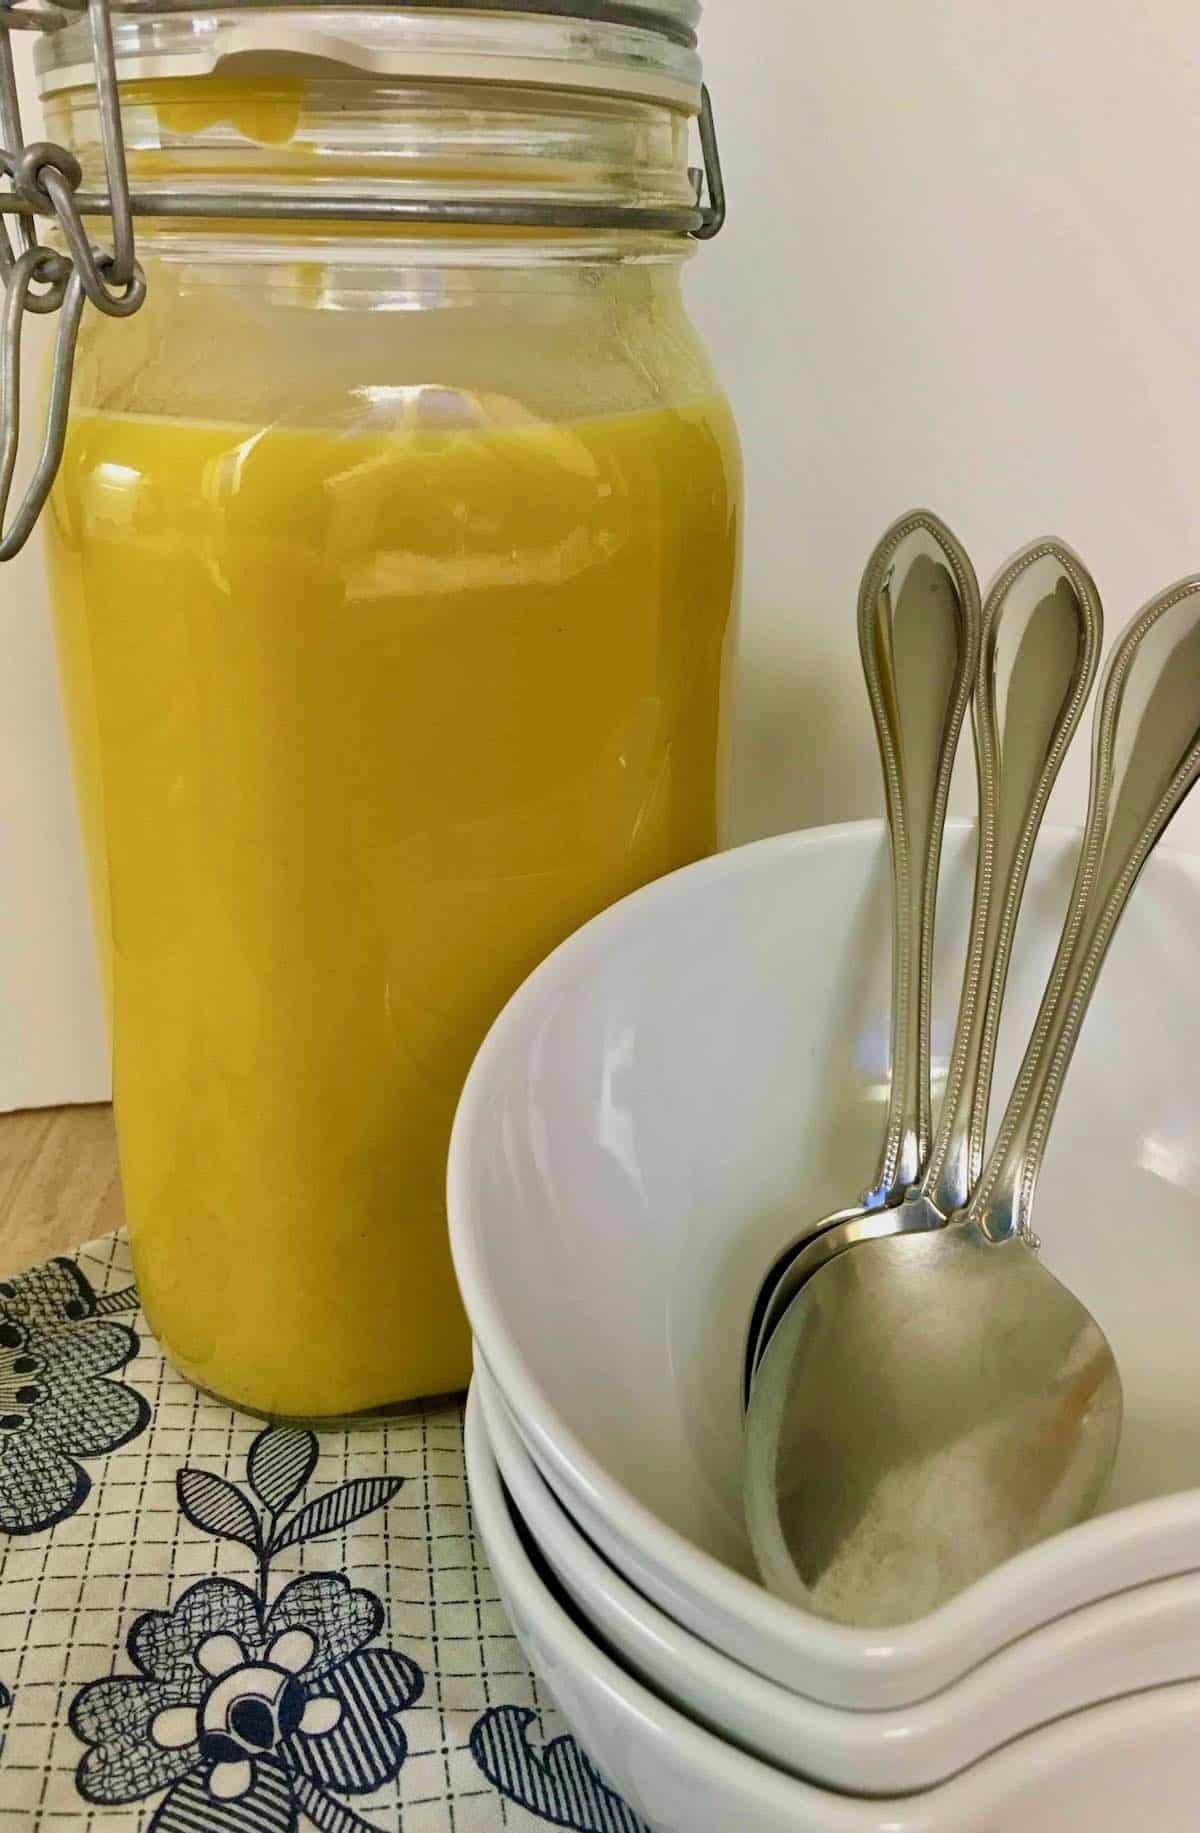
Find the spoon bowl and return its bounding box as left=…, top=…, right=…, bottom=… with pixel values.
left=747, top=1226, right=1121, bottom=1625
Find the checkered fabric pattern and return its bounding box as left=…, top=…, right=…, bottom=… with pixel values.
left=0, top=1234, right=643, bottom=1833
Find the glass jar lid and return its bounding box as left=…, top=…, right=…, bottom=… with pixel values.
left=0, top=0, right=722, bottom=559
left=37, top=2, right=705, bottom=114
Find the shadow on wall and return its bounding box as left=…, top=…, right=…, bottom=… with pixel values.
left=728, top=626, right=881, bottom=846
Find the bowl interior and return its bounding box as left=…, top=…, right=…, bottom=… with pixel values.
left=454, top=822, right=1200, bottom=1584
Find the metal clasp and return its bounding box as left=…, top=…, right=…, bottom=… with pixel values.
left=0, top=0, right=726, bottom=560
left=691, top=84, right=725, bottom=240
left=0, top=0, right=144, bottom=556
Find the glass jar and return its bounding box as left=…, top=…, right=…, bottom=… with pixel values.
left=35, top=3, right=740, bottom=1420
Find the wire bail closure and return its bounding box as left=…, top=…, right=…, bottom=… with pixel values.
left=0, top=0, right=725, bottom=560
left=0, top=0, right=145, bottom=556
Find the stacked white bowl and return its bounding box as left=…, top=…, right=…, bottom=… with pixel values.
left=448, top=821, right=1200, bottom=1831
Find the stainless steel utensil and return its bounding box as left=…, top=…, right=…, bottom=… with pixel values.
left=741, top=511, right=981, bottom=1401
left=744, top=575, right=1200, bottom=1628
left=743, top=540, right=1103, bottom=1394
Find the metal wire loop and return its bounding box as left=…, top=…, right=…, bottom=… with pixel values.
left=0, top=245, right=83, bottom=556
left=8, top=138, right=81, bottom=204
left=15, top=238, right=68, bottom=309
left=690, top=84, right=725, bottom=240
left=40, top=160, right=145, bottom=310
left=87, top=0, right=135, bottom=284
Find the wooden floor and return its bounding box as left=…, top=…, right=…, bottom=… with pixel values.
left=0, top=1104, right=122, bottom=1278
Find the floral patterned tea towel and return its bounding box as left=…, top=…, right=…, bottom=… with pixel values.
left=0, top=1233, right=649, bottom=1832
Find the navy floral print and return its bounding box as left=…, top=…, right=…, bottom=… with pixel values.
left=0, top=1241, right=650, bottom=1831
left=70, top=1425, right=422, bottom=1832
left=0, top=1258, right=146, bottom=1534
left=471, top=1705, right=649, bottom=1832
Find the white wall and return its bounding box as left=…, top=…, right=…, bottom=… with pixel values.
left=3, top=0, right=1199, bottom=1110
left=696, top=0, right=1200, bottom=852
left=0, top=306, right=108, bottom=1108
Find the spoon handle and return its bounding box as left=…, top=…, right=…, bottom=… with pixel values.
left=965, top=575, right=1200, bottom=1244
left=858, top=510, right=981, bottom=1207
left=921, top=541, right=1102, bottom=1217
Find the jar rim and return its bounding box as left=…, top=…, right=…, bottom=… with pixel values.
left=36, top=2, right=704, bottom=113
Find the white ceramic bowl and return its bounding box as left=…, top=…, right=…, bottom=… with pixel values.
left=466, top=1382, right=1200, bottom=1833
left=449, top=821, right=1200, bottom=1706
left=476, top=1357, right=1200, bottom=1797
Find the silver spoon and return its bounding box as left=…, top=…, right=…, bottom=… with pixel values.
left=741, top=511, right=981, bottom=1402
left=743, top=539, right=1104, bottom=1394
left=744, top=575, right=1200, bottom=1628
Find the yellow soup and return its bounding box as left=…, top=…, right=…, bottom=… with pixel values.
left=46, top=396, right=739, bottom=1418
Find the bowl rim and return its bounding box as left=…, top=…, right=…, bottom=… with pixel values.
left=474, top=1354, right=1200, bottom=1791
left=465, top=1376, right=1200, bottom=1832
left=463, top=1377, right=911, bottom=1830
left=448, top=818, right=1200, bottom=1689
